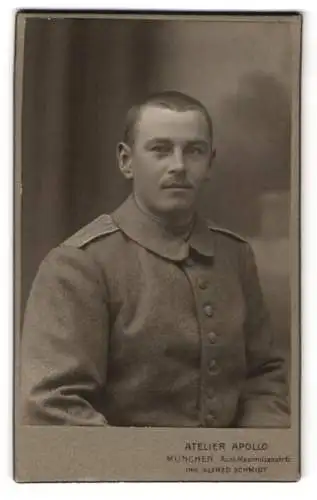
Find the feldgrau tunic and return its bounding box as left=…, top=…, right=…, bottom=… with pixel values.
left=21, top=195, right=289, bottom=427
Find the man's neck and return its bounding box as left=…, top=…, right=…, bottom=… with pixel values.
left=133, top=195, right=195, bottom=238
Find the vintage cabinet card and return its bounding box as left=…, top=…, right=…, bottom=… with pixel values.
left=14, top=11, right=301, bottom=482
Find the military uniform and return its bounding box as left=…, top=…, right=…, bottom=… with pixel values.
left=21, top=195, right=289, bottom=427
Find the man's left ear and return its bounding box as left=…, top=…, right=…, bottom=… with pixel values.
left=117, top=142, right=134, bottom=180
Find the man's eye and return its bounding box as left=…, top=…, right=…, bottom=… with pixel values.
left=186, top=146, right=205, bottom=155
left=151, top=145, right=171, bottom=154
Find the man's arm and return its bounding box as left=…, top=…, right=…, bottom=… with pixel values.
left=20, top=246, right=109, bottom=425
left=236, top=242, right=290, bottom=428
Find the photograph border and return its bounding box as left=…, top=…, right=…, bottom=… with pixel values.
left=13, top=10, right=302, bottom=483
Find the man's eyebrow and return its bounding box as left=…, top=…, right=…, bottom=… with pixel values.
left=145, top=138, right=173, bottom=145
left=186, top=140, right=209, bottom=146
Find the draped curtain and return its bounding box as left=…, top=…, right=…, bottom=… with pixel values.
left=21, top=18, right=157, bottom=312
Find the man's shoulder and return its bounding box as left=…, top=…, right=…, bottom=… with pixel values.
left=207, top=222, right=248, bottom=244
left=62, top=214, right=120, bottom=249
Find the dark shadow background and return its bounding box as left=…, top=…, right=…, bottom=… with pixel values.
left=20, top=17, right=294, bottom=355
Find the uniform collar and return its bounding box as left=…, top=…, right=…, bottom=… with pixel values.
left=111, top=195, right=214, bottom=262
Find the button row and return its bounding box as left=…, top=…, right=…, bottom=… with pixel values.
left=185, top=254, right=219, bottom=428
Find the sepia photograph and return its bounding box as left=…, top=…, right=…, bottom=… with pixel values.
left=14, top=11, right=301, bottom=482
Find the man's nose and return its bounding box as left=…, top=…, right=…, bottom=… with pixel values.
left=168, top=148, right=185, bottom=173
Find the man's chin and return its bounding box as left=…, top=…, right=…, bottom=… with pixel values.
left=156, top=197, right=195, bottom=215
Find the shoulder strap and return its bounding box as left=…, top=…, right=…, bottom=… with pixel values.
left=62, top=214, right=120, bottom=249
left=208, top=223, right=247, bottom=243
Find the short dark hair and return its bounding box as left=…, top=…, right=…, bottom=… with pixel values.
left=123, top=90, right=213, bottom=146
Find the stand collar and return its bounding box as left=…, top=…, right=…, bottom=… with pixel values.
left=111, top=195, right=214, bottom=261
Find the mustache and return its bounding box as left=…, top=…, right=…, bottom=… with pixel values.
left=161, top=178, right=193, bottom=189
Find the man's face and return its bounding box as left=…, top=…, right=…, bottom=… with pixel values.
left=118, top=105, right=214, bottom=218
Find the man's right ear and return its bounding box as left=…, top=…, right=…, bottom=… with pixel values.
left=117, top=142, right=134, bottom=180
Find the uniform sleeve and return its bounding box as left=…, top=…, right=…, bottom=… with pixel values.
left=236, top=242, right=290, bottom=428
left=20, top=246, right=109, bottom=425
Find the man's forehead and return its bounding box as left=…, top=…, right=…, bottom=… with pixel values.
left=136, top=105, right=210, bottom=141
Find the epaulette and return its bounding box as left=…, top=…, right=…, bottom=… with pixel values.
left=62, top=214, right=120, bottom=249
left=207, top=223, right=247, bottom=243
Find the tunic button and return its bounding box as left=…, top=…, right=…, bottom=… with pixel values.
left=203, top=304, right=213, bottom=317
left=198, top=279, right=208, bottom=290
left=207, top=331, right=217, bottom=344
left=205, top=414, right=216, bottom=427
left=208, top=359, right=220, bottom=374
left=186, top=257, right=195, bottom=267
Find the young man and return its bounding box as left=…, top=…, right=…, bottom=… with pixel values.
left=21, top=91, right=289, bottom=427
